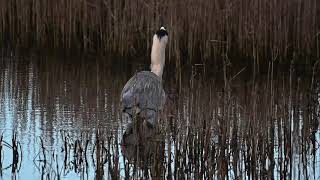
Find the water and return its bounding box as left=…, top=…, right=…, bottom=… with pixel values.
left=0, top=55, right=319, bottom=179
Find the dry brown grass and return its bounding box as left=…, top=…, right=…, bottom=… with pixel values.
left=0, top=0, right=319, bottom=64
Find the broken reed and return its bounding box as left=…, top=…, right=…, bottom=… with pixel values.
left=0, top=0, right=319, bottom=63
left=0, top=133, right=22, bottom=176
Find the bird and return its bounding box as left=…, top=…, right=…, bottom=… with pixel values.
left=120, top=27, right=168, bottom=128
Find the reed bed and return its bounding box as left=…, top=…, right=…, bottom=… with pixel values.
left=33, top=131, right=111, bottom=180
left=29, top=64, right=320, bottom=179
left=0, top=0, right=319, bottom=64
left=27, top=67, right=320, bottom=179
left=0, top=56, right=319, bottom=179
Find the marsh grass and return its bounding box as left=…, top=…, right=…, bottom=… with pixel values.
left=0, top=0, right=319, bottom=64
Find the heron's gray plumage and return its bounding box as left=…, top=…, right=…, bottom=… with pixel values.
left=120, top=71, right=166, bottom=125
left=120, top=27, right=168, bottom=128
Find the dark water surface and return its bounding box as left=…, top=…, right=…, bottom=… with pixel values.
left=0, top=55, right=319, bottom=179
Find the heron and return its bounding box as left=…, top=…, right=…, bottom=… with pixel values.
left=120, top=27, right=168, bottom=129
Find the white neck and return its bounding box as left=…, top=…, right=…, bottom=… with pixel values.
left=150, top=35, right=167, bottom=78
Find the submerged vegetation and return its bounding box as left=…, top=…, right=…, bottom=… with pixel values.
left=0, top=0, right=319, bottom=64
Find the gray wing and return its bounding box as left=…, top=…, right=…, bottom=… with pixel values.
left=120, top=71, right=166, bottom=116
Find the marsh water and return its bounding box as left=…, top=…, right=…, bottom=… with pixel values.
left=0, top=54, right=319, bottom=179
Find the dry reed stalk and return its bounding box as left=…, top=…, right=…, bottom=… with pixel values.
left=0, top=133, right=2, bottom=177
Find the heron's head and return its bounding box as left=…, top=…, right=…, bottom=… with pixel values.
left=153, top=27, right=168, bottom=47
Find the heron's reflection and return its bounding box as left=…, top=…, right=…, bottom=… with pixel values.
left=121, top=118, right=158, bottom=165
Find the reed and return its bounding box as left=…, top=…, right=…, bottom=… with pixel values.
left=0, top=133, right=22, bottom=178
left=0, top=134, right=2, bottom=177
left=0, top=0, right=319, bottom=64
